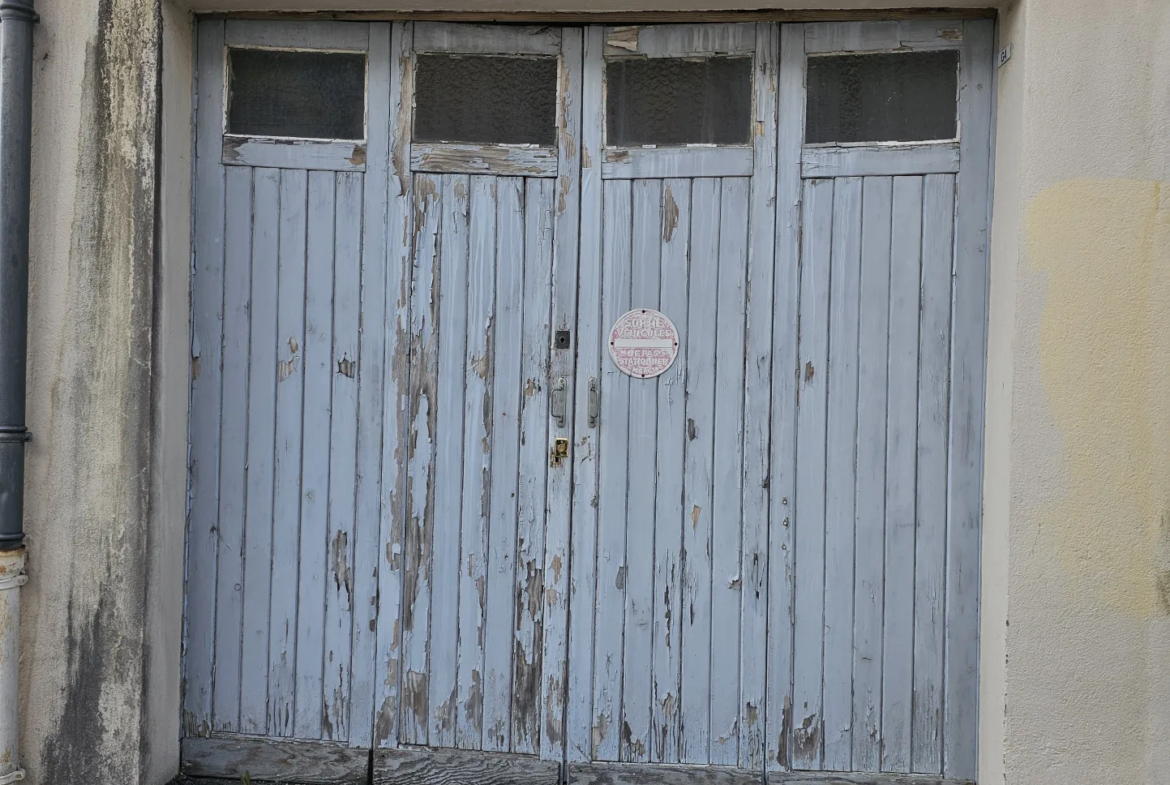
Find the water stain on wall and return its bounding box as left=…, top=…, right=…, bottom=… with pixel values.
left=1026, top=178, right=1170, bottom=618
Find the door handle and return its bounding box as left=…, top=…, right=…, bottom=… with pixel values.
left=588, top=377, right=600, bottom=428
left=551, top=376, right=566, bottom=428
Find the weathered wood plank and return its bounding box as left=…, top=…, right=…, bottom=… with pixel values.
left=269, top=168, right=309, bottom=737
left=679, top=177, right=719, bottom=765
left=652, top=178, right=689, bottom=764
left=374, top=746, right=560, bottom=785
left=822, top=176, right=863, bottom=771
left=225, top=19, right=370, bottom=50
left=621, top=177, right=663, bottom=764
left=800, top=144, right=959, bottom=179
left=223, top=137, right=368, bottom=172
left=881, top=175, right=924, bottom=773
left=411, top=143, right=558, bottom=178
left=513, top=178, right=555, bottom=756
left=401, top=171, right=442, bottom=746
left=482, top=176, right=524, bottom=752
left=709, top=176, right=750, bottom=768
left=541, top=26, right=584, bottom=761
left=775, top=773, right=972, bottom=785
left=364, top=20, right=401, bottom=750
left=911, top=173, right=955, bottom=775
left=851, top=176, right=893, bottom=772
left=239, top=167, right=280, bottom=735
left=803, top=20, right=964, bottom=53
left=603, top=23, right=756, bottom=56
left=293, top=170, right=336, bottom=740
left=185, top=19, right=226, bottom=738
left=430, top=173, right=471, bottom=748
left=322, top=171, right=363, bottom=743
left=738, top=23, right=777, bottom=772
left=210, top=164, right=252, bottom=734
left=569, top=762, right=761, bottom=785
left=413, top=21, right=562, bottom=54
left=791, top=176, right=835, bottom=770
left=565, top=24, right=605, bottom=766
left=591, top=178, right=633, bottom=763
left=455, top=174, right=496, bottom=750
left=944, top=20, right=994, bottom=780
left=602, top=147, right=753, bottom=181
left=765, top=22, right=805, bottom=772
left=181, top=736, right=368, bottom=784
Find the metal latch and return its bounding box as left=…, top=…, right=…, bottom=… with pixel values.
left=551, top=377, right=566, bottom=428
left=551, top=437, right=569, bottom=466
left=587, top=377, right=600, bottom=427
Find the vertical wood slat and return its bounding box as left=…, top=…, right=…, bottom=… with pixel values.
left=738, top=22, right=778, bottom=772
left=239, top=168, right=281, bottom=735
left=851, top=176, right=893, bottom=772
left=591, top=179, right=633, bottom=763
left=911, top=173, right=955, bottom=775
left=293, top=170, right=336, bottom=740
left=358, top=20, right=398, bottom=750
left=821, top=176, right=863, bottom=771
left=483, top=177, right=524, bottom=752
left=185, top=19, right=226, bottom=738
left=766, top=21, right=804, bottom=773
left=212, top=165, right=253, bottom=733
left=620, top=177, right=662, bottom=764
left=455, top=175, right=497, bottom=750
left=944, top=20, right=994, bottom=781
left=541, top=27, right=584, bottom=761
left=709, top=177, right=750, bottom=768
left=679, top=178, right=720, bottom=765
left=651, top=178, right=689, bottom=764
left=513, top=179, right=555, bottom=756
left=430, top=173, right=471, bottom=748
left=269, top=168, right=309, bottom=737
left=791, top=176, right=834, bottom=770
left=401, top=172, right=442, bottom=746
left=881, top=175, right=924, bottom=774
left=323, top=172, right=364, bottom=742
left=565, top=24, right=605, bottom=765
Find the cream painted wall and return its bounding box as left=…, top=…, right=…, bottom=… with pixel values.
left=15, top=0, right=1170, bottom=784
left=984, top=1, right=1170, bottom=784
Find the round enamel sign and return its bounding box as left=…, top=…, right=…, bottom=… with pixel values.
left=608, top=308, right=679, bottom=379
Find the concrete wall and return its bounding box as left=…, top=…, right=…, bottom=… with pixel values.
left=13, top=0, right=1170, bottom=784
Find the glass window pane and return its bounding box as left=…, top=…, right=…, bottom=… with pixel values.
left=805, top=50, right=959, bottom=144
left=606, top=57, right=752, bottom=146
left=228, top=49, right=366, bottom=139
left=413, top=55, right=558, bottom=145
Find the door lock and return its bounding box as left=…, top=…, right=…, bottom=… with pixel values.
left=551, top=437, right=570, bottom=466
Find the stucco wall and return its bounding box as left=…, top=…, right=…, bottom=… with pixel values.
left=982, top=1, right=1170, bottom=783
left=13, top=0, right=1170, bottom=784
left=22, top=0, right=163, bottom=783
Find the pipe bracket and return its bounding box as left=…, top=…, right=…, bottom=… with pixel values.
left=0, top=768, right=25, bottom=784
left=0, top=3, right=38, bottom=22
left=0, top=575, right=26, bottom=592
left=0, top=426, right=30, bottom=444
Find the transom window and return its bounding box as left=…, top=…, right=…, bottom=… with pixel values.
left=227, top=48, right=367, bottom=140
left=605, top=56, right=753, bottom=146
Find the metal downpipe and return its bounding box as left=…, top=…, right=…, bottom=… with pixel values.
left=0, top=0, right=36, bottom=781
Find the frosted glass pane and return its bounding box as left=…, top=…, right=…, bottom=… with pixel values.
left=228, top=49, right=366, bottom=139
left=805, top=50, right=959, bottom=144
left=606, top=57, right=752, bottom=146
left=413, top=55, right=557, bottom=145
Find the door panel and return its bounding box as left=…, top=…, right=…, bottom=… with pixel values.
left=775, top=20, right=993, bottom=781
left=388, top=23, right=583, bottom=762
left=566, top=24, right=777, bottom=774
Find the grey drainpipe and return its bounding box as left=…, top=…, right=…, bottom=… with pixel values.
left=0, top=0, right=36, bottom=781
